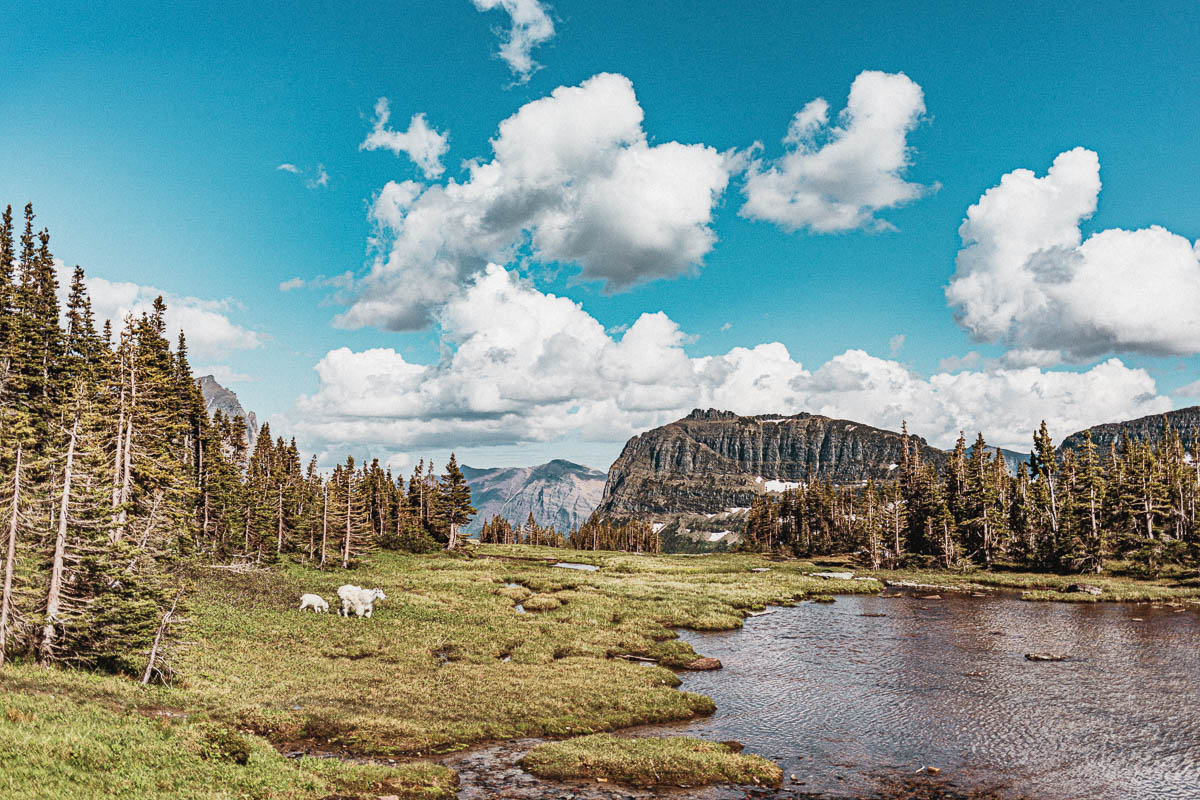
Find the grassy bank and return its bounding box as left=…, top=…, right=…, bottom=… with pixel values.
left=1, top=545, right=869, bottom=798
left=870, top=564, right=1200, bottom=603
left=790, top=553, right=1200, bottom=603
left=520, top=734, right=783, bottom=788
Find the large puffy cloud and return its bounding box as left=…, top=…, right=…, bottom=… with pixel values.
left=471, top=0, right=554, bottom=82
left=360, top=98, right=449, bottom=179
left=60, top=264, right=264, bottom=358
left=740, top=71, right=933, bottom=233
left=338, top=73, right=731, bottom=330
left=947, top=147, right=1200, bottom=361
left=294, top=264, right=1170, bottom=457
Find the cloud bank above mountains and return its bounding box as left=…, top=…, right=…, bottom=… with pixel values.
left=294, top=263, right=1169, bottom=458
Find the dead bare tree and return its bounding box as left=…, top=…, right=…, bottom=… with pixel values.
left=0, top=447, right=22, bottom=668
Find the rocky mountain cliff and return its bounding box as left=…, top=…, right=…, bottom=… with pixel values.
left=462, top=459, right=607, bottom=534
left=197, top=375, right=259, bottom=447
left=1061, top=406, right=1200, bottom=453
left=596, top=409, right=945, bottom=520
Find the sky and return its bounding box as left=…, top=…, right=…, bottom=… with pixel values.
left=3, top=0, right=1199, bottom=472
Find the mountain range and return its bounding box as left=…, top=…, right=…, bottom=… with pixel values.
left=462, top=460, right=607, bottom=534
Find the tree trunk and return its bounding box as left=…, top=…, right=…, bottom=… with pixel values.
left=141, top=589, right=183, bottom=685
left=113, top=367, right=136, bottom=543
left=446, top=522, right=458, bottom=551
left=320, top=483, right=328, bottom=567
left=111, top=383, right=124, bottom=513
left=41, top=416, right=78, bottom=664
left=342, top=479, right=351, bottom=569
left=276, top=485, right=284, bottom=554
left=0, top=447, right=22, bottom=668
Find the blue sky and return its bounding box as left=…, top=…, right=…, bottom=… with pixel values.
left=3, top=0, right=1198, bottom=471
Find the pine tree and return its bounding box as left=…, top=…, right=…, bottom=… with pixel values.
left=438, top=454, right=475, bottom=550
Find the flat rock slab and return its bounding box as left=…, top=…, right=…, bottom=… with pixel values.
left=1025, top=652, right=1070, bottom=662
left=811, top=571, right=855, bottom=580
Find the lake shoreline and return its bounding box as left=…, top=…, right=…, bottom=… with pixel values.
left=2, top=546, right=1197, bottom=799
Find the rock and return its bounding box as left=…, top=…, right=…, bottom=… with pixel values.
left=594, top=409, right=947, bottom=522
left=750, top=567, right=771, bottom=572
left=198, top=375, right=258, bottom=448
left=919, top=594, right=942, bottom=600
left=1067, top=583, right=1103, bottom=596
left=379, top=795, right=400, bottom=800
left=811, top=571, right=855, bottom=580
left=1061, top=406, right=1200, bottom=457
left=720, top=740, right=745, bottom=753
left=1025, top=652, right=1069, bottom=661
left=683, top=657, right=722, bottom=670
left=926, top=766, right=941, bottom=775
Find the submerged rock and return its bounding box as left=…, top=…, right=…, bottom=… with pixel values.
left=683, top=657, right=723, bottom=670
left=1025, top=652, right=1069, bottom=661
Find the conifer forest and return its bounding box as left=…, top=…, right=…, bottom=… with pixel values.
left=0, top=204, right=478, bottom=677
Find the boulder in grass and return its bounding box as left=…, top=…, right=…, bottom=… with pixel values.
left=1067, top=583, right=1103, bottom=596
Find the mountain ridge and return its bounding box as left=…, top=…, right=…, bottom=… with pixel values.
left=197, top=375, right=259, bottom=448
left=463, top=459, right=606, bottom=534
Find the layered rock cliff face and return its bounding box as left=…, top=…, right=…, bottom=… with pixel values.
left=463, top=459, right=607, bottom=534
left=597, top=409, right=945, bottom=519
left=1061, top=406, right=1200, bottom=453
left=197, top=375, right=259, bottom=448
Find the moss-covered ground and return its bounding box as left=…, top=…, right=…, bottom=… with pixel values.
left=519, top=733, right=783, bottom=788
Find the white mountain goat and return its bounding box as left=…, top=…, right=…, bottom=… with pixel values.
left=298, top=593, right=329, bottom=613
left=337, top=584, right=387, bottom=618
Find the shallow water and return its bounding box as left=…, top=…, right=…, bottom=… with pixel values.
left=668, top=593, right=1200, bottom=799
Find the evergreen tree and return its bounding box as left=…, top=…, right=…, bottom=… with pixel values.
left=438, top=454, right=475, bottom=550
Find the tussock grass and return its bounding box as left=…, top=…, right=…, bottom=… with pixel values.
left=519, top=733, right=783, bottom=788
left=0, top=690, right=456, bottom=800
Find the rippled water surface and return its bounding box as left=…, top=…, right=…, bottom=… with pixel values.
left=668, top=593, right=1200, bottom=799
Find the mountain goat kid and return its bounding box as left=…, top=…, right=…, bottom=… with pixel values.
left=298, top=593, right=329, bottom=613
left=337, top=584, right=387, bottom=618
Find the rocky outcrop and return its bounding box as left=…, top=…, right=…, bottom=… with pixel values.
left=463, top=459, right=606, bottom=534
left=197, top=375, right=259, bottom=448
left=1060, top=406, right=1200, bottom=453
left=596, top=409, right=945, bottom=520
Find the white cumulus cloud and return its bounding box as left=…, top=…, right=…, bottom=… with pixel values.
left=339, top=73, right=731, bottom=331
left=947, top=147, right=1200, bottom=361
left=740, top=70, right=933, bottom=233
left=360, top=98, right=450, bottom=179
left=59, top=263, right=265, bottom=359
left=293, top=263, right=1170, bottom=458
left=472, top=0, right=554, bottom=82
